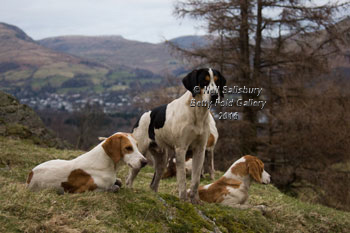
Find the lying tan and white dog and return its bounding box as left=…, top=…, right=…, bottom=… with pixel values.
left=197, top=155, right=270, bottom=209
left=27, top=133, right=147, bottom=193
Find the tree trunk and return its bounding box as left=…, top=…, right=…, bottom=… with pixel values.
left=239, top=0, right=257, bottom=154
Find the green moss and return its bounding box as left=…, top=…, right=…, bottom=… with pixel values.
left=196, top=199, right=265, bottom=233
left=6, top=123, right=32, bottom=138
left=160, top=194, right=213, bottom=233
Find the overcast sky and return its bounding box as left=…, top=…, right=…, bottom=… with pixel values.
left=0, top=0, right=206, bottom=43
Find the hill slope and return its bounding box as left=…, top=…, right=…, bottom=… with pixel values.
left=0, top=91, right=67, bottom=148
left=38, top=35, right=190, bottom=75
left=0, top=23, right=161, bottom=97
left=0, top=23, right=110, bottom=95
left=0, top=137, right=349, bottom=233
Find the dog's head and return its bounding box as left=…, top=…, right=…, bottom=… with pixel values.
left=182, top=68, right=226, bottom=103
left=230, top=155, right=271, bottom=184
left=102, top=133, right=147, bottom=169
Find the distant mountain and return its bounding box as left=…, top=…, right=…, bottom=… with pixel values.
left=0, top=22, right=162, bottom=98
left=328, top=17, right=350, bottom=71
left=38, top=35, right=202, bottom=75
left=169, top=35, right=209, bottom=49
left=0, top=23, right=91, bottom=68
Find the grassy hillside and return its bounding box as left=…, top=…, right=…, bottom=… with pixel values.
left=0, top=23, right=161, bottom=96
left=1, top=137, right=349, bottom=233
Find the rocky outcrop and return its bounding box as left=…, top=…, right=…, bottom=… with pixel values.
left=0, top=90, right=69, bottom=148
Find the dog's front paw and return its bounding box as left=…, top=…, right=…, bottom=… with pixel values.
left=108, top=185, right=120, bottom=193
left=255, top=204, right=266, bottom=210
left=254, top=204, right=269, bottom=214
left=114, top=178, right=122, bottom=187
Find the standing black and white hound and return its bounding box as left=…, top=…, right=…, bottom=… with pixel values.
left=126, top=68, right=226, bottom=204
left=162, top=113, right=219, bottom=180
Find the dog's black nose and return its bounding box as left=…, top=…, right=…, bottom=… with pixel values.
left=114, top=179, right=122, bottom=187
left=211, top=94, right=218, bottom=103
left=141, top=160, right=148, bottom=168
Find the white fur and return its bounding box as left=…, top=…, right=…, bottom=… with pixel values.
left=123, top=134, right=147, bottom=169
left=201, top=156, right=271, bottom=208
left=223, top=157, right=246, bottom=179
left=202, top=68, right=220, bottom=103
left=202, top=183, right=212, bottom=190
left=185, top=158, right=193, bottom=176
left=126, top=69, right=222, bottom=203
left=261, top=170, right=271, bottom=184
left=27, top=133, right=146, bottom=193
left=203, top=114, right=218, bottom=180
left=207, top=114, right=219, bottom=149
left=127, top=91, right=211, bottom=202
left=224, top=157, right=270, bottom=206
left=165, top=114, right=218, bottom=180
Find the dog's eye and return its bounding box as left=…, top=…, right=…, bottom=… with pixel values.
left=125, top=146, right=133, bottom=151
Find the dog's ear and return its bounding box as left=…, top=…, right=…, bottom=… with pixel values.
left=217, top=70, right=226, bottom=98
left=247, top=159, right=263, bottom=183
left=102, top=134, right=122, bottom=164
left=182, top=70, right=199, bottom=97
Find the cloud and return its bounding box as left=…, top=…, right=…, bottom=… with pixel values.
left=0, top=0, right=206, bottom=43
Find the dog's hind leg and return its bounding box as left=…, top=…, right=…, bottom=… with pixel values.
left=150, top=148, right=168, bottom=192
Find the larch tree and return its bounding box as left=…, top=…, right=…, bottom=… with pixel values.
left=172, top=0, right=350, bottom=154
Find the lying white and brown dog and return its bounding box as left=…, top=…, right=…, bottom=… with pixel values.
left=26, top=133, right=147, bottom=193
left=197, top=155, right=270, bottom=209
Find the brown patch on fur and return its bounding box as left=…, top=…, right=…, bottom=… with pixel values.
left=207, top=133, right=215, bottom=147
left=162, top=157, right=192, bottom=179
left=244, top=155, right=264, bottom=183
left=199, top=177, right=242, bottom=203
left=102, top=134, right=133, bottom=164
left=61, top=169, right=97, bottom=193
left=26, top=171, right=34, bottom=184
left=231, top=155, right=264, bottom=183
left=162, top=158, right=176, bottom=179
left=231, top=162, right=248, bottom=177
left=205, top=75, right=210, bottom=81
left=214, top=75, right=218, bottom=82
